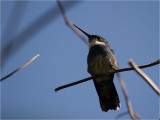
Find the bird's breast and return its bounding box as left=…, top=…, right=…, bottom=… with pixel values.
left=89, top=55, right=110, bottom=75
left=87, top=45, right=118, bottom=76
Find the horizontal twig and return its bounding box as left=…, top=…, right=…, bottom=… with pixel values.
left=129, top=59, right=160, bottom=95
left=0, top=54, right=40, bottom=81
left=116, top=59, right=160, bottom=73
left=55, top=59, right=160, bottom=92
left=55, top=76, right=92, bottom=92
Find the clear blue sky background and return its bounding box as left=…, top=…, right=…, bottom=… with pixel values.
left=1, top=1, right=159, bottom=119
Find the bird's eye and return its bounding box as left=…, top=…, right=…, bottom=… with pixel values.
left=99, top=37, right=103, bottom=42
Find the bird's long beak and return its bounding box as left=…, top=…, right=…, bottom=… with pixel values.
left=73, top=24, right=91, bottom=38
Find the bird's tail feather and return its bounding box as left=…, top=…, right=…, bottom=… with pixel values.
left=93, top=75, right=120, bottom=112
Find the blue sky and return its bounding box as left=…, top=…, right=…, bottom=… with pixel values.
left=1, top=1, right=159, bottom=119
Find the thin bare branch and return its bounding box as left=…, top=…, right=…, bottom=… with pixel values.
left=129, top=59, right=160, bottom=95
left=117, top=73, right=136, bottom=120
left=55, top=59, right=160, bottom=92
left=0, top=54, right=40, bottom=81
left=55, top=76, right=92, bottom=92
left=57, top=0, right=89, bottom=45
left=116, top=59, right=160, bottom=73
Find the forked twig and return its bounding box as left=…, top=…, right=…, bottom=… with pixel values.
left=134, top=113, right=142, bottom=120
left=55, top=59, right=160, bottom=92
left=57, top=0, right=88, bottom=45
left=0, top=54, right=40, bottom=81
left=115, top=111, right=128, bottom=119
left=129, top=59, right=160, bottom=95
left=115, top=111, right=141, bottom=120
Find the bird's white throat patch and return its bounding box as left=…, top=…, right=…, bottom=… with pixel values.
left=89, top=40, right=105, bottom=49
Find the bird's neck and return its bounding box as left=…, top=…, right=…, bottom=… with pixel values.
left=89, top=45, right=106, bottom=57
left=89, top=40, right=105, bottom=49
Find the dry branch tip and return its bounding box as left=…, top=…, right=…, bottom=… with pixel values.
left=129, top=59, right=160, bottom=95
left=0, top=54, right=40, bottom=81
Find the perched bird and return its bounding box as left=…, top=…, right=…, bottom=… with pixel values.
left=74, top=24, right=120, bottom=112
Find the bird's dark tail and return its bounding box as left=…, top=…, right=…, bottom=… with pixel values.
left=93, top=74, right=120, bottom=112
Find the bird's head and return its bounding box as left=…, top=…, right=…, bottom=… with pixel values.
left=73, top=24, right=109, bottom=49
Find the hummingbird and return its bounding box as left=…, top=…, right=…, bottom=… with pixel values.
left=73, top=24, right=120, bottom=112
